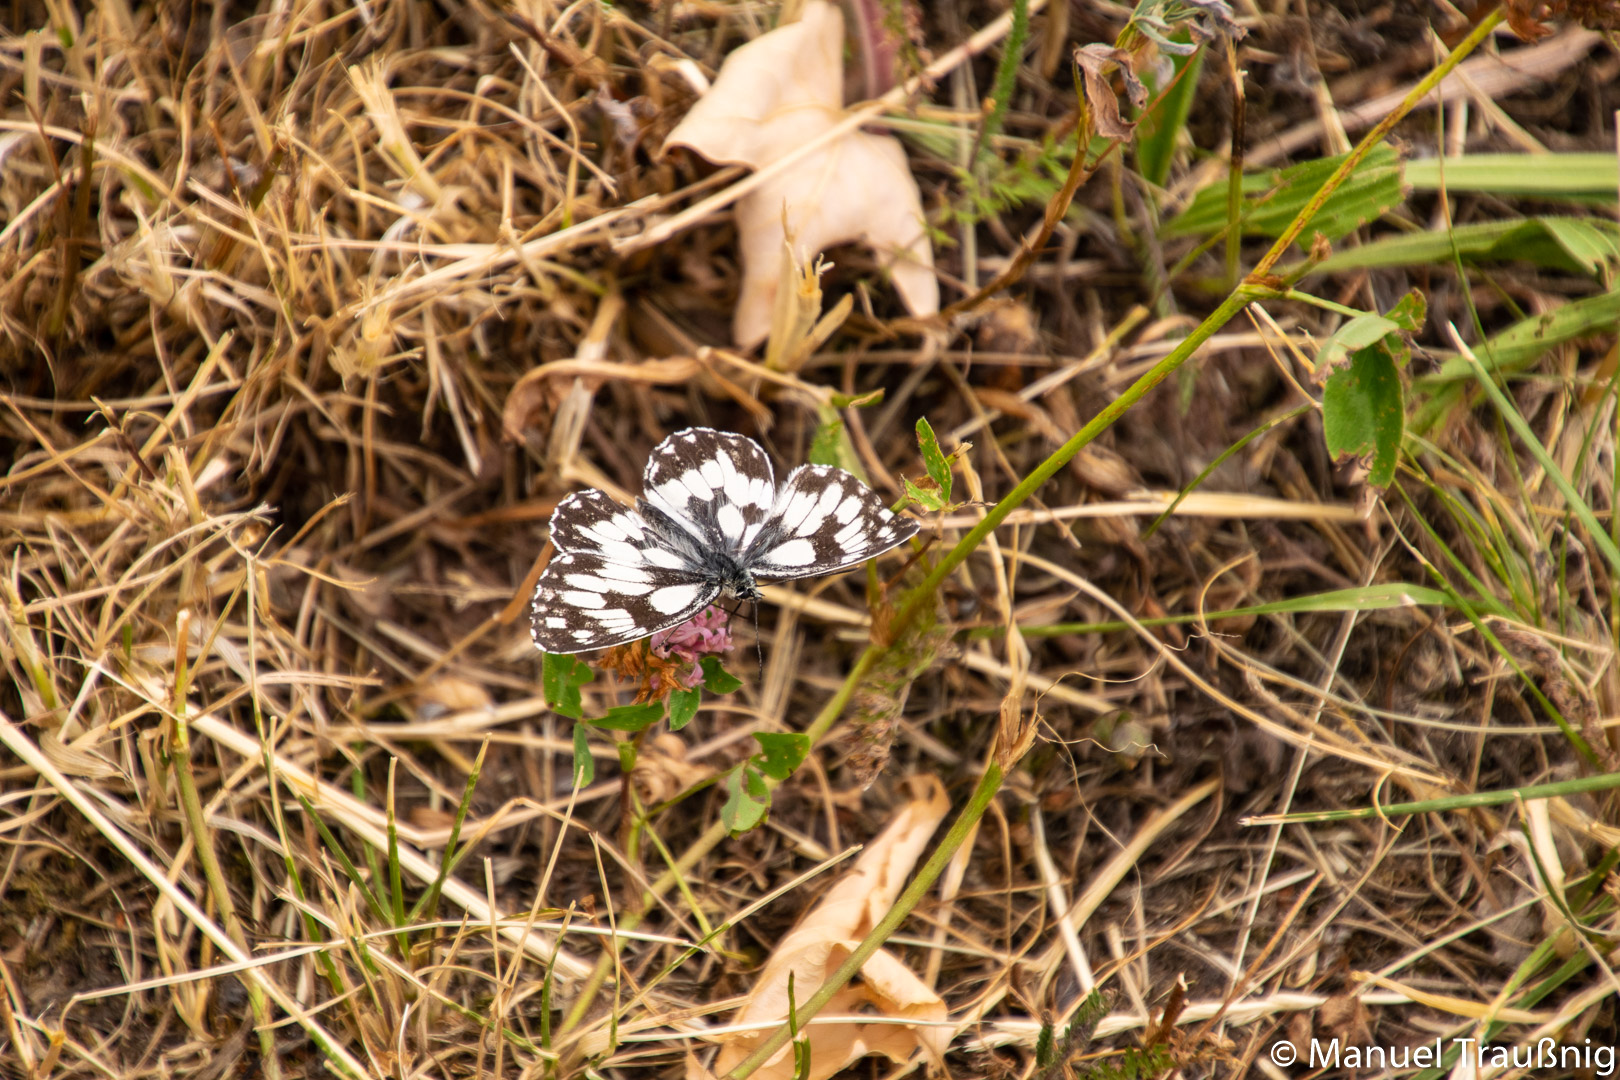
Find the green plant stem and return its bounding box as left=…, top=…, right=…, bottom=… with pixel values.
left=1248, top=8, right=1504, bottom=281
left=1281, top=289, right=1369, bottom=319
left=898, top=287, right=1255, bottom=644
left=1142, top=403, right=1313, bottom=540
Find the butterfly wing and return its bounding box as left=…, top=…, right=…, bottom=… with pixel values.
left=641, top=428, right=777, bottom=555
left=534, top=489, right=720, bottom=653
left=530, top=552, right=720, bottom=654
left=746, top=465, right=919, bottom=581
left=549, top=490, right=655, bottom=557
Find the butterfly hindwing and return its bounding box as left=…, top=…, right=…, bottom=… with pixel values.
left=641, top=428, right=776, bottom=552
left=530, top=552, right=720, bottom=654
left=747, top=465, right=919, bottom=580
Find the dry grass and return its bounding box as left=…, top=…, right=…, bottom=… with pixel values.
left=4, top=1, right=1620, bottom=1078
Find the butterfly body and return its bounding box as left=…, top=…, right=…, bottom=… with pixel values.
left=634, top=497, right=763, bottom=603
left=530, top=428, right=918, bottom=654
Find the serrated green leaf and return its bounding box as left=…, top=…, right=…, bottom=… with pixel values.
left=668, top=686, right=701, bottom=730
left=903, top=477, right=944, bottom=512
left=720, top=766, right=770, bottom=833
left=753, top=732, right=811, bottom=781
left=700, top=656, right=743, bottom=695
left=1164, top=145, right=1405, bottom=246
left=1316, top=313, right=1399, bottom=378
left=1324, top=346, right=1404, bottom=488
left=915, top=418, right=951, bottom=503
left=590, top=701, right=666, bottom=732
left=542, top=653, right=592, bottom=720
left=571, top=723, right=594, bottom=788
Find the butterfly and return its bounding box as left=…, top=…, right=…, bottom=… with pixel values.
left=530, top=428, right=919, bottom=654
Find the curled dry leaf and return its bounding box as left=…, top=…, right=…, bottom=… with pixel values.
left=1073, top=44, right=1147, bottom=140
left=662, top=0, right=937, bottom=348
left=701, top=776, right=953, bottom=1080
left=631, top=733, right=714, bottom=805
left=412, top=674, right=494, bottom=717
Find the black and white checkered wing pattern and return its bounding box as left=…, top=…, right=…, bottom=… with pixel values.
left=530, top=492, right=719, bottom=654
left=746, top=465, right=919, bottom=580
left=530, top=430, right=917, bottom=655
left=641, top=428, right=776, bottom=553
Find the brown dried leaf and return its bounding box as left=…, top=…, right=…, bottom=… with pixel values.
left=630, top=733, right=714, bottom=804
left=1073, top=44, right=1147, bottom=140
left=704, top=777, right=953, bottom=1080
left=412, top=674, right=493, bottom=716
left=662, top=1, right=937, bottom=348
left=1503, top=0, right=1558, bottom=40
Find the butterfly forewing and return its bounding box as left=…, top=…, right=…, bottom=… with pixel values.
left=530, top=552, right=719, bottom=654
left=747, top=465, right=920, bottom=580
left=641, top=428, right=776, bottom=553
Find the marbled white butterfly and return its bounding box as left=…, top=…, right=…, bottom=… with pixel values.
left=530, top=428, right=919, bottom=654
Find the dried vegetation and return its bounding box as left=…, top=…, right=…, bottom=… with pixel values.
left=3, top=0, right=1620, bottom=1078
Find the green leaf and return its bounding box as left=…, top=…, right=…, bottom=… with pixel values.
left=700, top=656, right=743, bottom=695
left=1316, top=313, right=1399, bottom=377
left=1134, top=34, right=1202, bottom=188
left=720, top=765, right=770, bottom=833
left=1292, top=217, right=1620, bottom=281
left=590, top=701, right=666, bottom=732
left=903, top=477, right=944, bottom=513
left=1467, top=287, right=1620, bottom=371
left=1323, top=345, right=1404, bottom=487
left=915, top=418, right=951, bottom=504
left=808, top=416, right=845, bottom=468
left=1164, top=145, right=1406, bottom=246
left=829, top=389, right=884, bottom=408
left=753, top=732, right=811, bottom=781
left=571, top=723, right=594, bottom=788
left=809, top=403, right=869, bottom=480
left=788, top=967, right=812, bottom=1080
left=1411, top=288, right=1620, bottom=435
left=542, top=653, right=593, bottom=720
left=1530, top=218, right=1620, bottom=281
left=1404, top=152, right=1620, bottom=201
left=1383, top=289, right=1426, bottom=337
left=667, top=686, right=701, bottom=731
